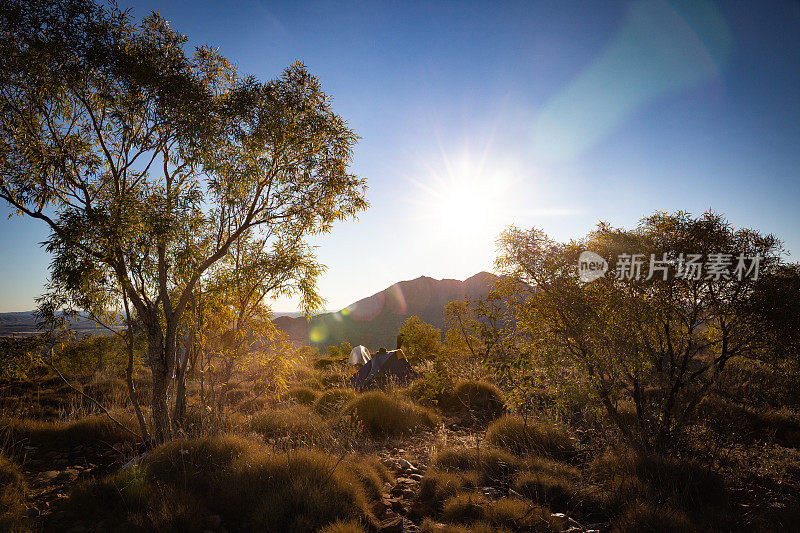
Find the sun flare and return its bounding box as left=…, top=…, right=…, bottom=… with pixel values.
left=410, top=150, right=513, bottom=243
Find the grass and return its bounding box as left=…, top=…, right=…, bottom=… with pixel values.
left=0, top=453, right=28, bottom=533
left=314, top=388, right=358, bottom=416
left=430, top=446, right=521, bottom=486
left=485, top=415, right=578, bottom=461
left=697, top=394, right=800, bottom=447
left=69, top=435, right=385, bottom=532
left=441, top=492, right=559, bottom=532
left=318, top=520, right=367, bottom=533
left=452, top=380, right=504, bottom=418
left=287, top=386, right=319, bottom=405
left=0, top=410, right=140, bottom=448
left=247, top=405, right=332, bottom=447
left=343, top=391, right=439, bottom=438
left=611, top=501, right=696, bottom=533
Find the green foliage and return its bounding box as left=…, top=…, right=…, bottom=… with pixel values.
left=0, top=336, right=43, bottom=379
left=0, top=0, right=367, bottom=440
left=485, top=415, right=577, bottom=461
left=493, top=211, right=788, bottom=449
left=399, top=316, right=442, bottom=360
left=343, top=391, right=439, bottom=438
left=326, top=342, right=353, bottom=360
left=412, top=355, right=455, bottom=408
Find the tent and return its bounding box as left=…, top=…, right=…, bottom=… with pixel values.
left=348, top=345, right=371, bottom=365
left=349, top=348, right=419, bottom=391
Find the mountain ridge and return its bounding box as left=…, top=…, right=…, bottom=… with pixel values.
left=272, top=271, right=497, bottom=349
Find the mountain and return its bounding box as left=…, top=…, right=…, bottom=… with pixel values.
left=273, top=272, right=498, bottom=350
left=0, top=312, right=115, bottom=337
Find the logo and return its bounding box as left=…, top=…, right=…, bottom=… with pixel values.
left=578, top=250, right=608, bottom=282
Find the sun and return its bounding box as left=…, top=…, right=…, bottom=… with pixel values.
left=409, top=150, right=512, bottom=244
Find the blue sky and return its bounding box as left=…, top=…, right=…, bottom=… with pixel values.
left=1, top=0, right=799, bottom=313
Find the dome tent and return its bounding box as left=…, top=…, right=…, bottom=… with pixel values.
left=349, top=348, right=418, bottom=391
left=348, top=345, right=371, bottom=365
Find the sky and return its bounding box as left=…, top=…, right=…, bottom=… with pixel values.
left=1, top=0, right=799, bottom=313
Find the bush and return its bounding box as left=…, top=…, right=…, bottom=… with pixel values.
left=697, top=394, right=800, bottom=447
left=343, top=391, right=438, bottom=438
left=485, top=415, right=577, bottom=461
left=288, top=386, right=319, bottom=405
left=0, top=453, right=28, bottom=532
left=590, top=448, right=726, bottom=513
left=431, top=447, right=521, bottom=485
left=452, top=380, right=504, bottom=418
left=70, top=436, right=383, bottom=532
left=315, top=389, right=357, bottom=416
left=247, top=405, right=332, bottom=446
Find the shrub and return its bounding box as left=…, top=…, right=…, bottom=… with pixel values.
left=431, top=447, right=520, bottom=485
left=343, top=391, right=438, bottom=438
left=590, top=448, right=726, bottom=512
left=247, top=406, right=332, bottom=446
left=452, top=380, right=504, bottom=418
left=70, top=436, right=380, bottom=532
left=288, top=386, right=319, bottom=405
left=315, top=389, right=357, bottom=416
left=485, top=415, right=577, bottom=461
left=697, top=394, right=800, bottom=447
left=0, top=453, right=28, bottom=532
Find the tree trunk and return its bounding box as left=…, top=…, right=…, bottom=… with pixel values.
left=146, top=321, right=174, bottom=443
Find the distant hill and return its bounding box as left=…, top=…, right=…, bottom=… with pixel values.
left=273, top=272, right=498, bottom=350
left=0, top=311, right=116, bottom=337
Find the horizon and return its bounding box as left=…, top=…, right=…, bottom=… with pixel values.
left=2, top=0, right=800, bottom=313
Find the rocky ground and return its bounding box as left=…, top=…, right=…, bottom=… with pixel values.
left=14, top=421, right=600, bottom=533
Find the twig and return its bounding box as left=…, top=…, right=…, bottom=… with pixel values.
left=45, top=359, right=142, bottom=441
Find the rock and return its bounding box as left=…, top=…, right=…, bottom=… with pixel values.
left=408, top=473, right=423, bottom=482
left=401, top=489, right=415, bottom=500
left=41, top=470, right=60, bottom=480
left=479, top=486, right=504, bottom=499
left=203, top=515, right=222, bottom=529
left=378, top=516, right=403, bottom=533
left=372, top=499, right=389, bottom=517
left=395, top=477, right=414, bottom=485
left=397, top=459, right=413, bottom=471
left=408, top=502, right=435, bottom=520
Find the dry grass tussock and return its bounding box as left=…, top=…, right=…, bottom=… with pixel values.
left=68, top=434, right=389, bottom=532
left=0, top=452, right=29, bottom=533
left=343, top=391, right=439, bottom=438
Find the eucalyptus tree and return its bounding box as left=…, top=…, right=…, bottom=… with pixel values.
left=494, top=212, right=784, bottom=450
left=0, top=0, right=367, bottom=441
